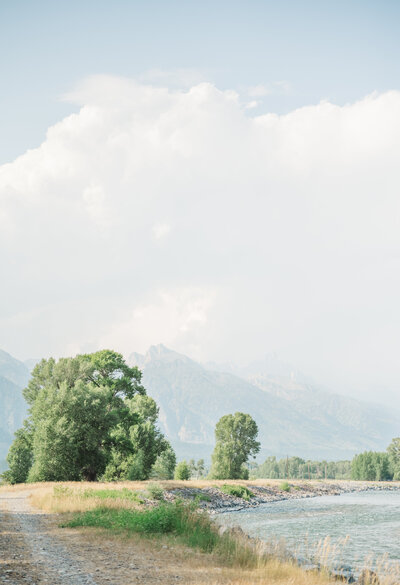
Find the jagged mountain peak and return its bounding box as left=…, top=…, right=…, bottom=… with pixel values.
left=0, top=349, right=30, bottom=388
left=129, top=344, right=198, bottom=369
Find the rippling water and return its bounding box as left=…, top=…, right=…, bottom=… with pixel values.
left=217, top=490, right=400, bottom=571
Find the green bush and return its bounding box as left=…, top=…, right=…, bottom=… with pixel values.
left=146, top=482, right=165, bottom=500
left=279, top=481, right=290, bottom=492
left=219, top=484, right=254, bottom=501
left=196, top=493, right=212, bottom=502
left=174, top=460, right=191, bottom=480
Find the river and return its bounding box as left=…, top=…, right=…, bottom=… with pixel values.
left=216, top=490, right=400, bottom=574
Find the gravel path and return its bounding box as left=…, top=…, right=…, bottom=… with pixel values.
left=0, top=491, right=99, bottom=584
left=0, top=490, right=222, bottom=585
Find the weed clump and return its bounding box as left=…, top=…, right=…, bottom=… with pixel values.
left=146, top=482, right=165, bottom=500
left=219, top=484, right=255, bottom=501
left=280, top=482, right=291, bottom=492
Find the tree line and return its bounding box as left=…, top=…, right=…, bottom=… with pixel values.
left=250, top=439, right=400, bottom=481
left=250, top=456, right=352, bottom=480
left=2, top=349, right=399, bottom=484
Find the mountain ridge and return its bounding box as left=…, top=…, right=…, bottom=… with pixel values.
left=129, top=344, right=400, bottom=462
left=0, top=352, right=29, bottom=470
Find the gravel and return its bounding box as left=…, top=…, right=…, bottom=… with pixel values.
left=0, top=491, right=99, bottom=584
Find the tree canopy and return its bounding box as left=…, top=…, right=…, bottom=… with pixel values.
left=387, top=437, right=400, bottom=480
left=210, top=412, right=260, bottom=479
left=5, top=350, right=171, bottom=483
left=351, top=450, right=392, bottom=481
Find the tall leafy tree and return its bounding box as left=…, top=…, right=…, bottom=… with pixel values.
left=210, top=412, right=260, bottom=479
left=150, top=442, right=177, bottom=479
left=103, top=394, right=168, bottom=480
left=388, top=437, right=400, bottom=480
left=351, top=451, right=392, bottom=481
left=6, top=350, right=169, bottom=483
left=174, top=460, right=191, bottom=480
left=3, top=422, right=33, bottom=484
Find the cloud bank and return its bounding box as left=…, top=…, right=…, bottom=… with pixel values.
left=1, top=76, right=400, bottom=402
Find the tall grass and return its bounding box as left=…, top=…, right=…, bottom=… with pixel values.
left=63, top=500, right=242, bottom=558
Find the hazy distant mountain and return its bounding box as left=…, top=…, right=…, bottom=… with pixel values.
left=0, top=350, right=30, bottom=388
left=0, top=351, right=29, bottom=470
left=207, top=354, right=400, bottom=435
left=129, top=344, right=400, bottom=462
left=24, top=358, right=40, bottom=373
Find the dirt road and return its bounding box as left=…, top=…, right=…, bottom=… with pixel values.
left=0, top=491, right=219, bottom=585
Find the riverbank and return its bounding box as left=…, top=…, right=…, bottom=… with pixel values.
left=166, top=479, right=400, bottom=514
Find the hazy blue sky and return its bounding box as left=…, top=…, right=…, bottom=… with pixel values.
left=2, top=1, right=400, bottom=162
left=1, top=1, right=400, bottom=407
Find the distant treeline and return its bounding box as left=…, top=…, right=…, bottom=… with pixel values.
left=250, top=439, right=400, bottom=481
left=250, top=456, right=352, bottom=480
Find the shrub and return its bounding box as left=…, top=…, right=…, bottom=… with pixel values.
left=219, top=484, right=254, bottom=501
left=196, top=493, right=212, bottom=502
left=280, top=481, right=291, bottom=492
left=146, top=482, right=165, bottom=500
left=174, top=460, right=191, bottom=480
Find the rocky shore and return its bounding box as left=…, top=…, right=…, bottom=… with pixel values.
left=168, top=480, right=400, bottom=514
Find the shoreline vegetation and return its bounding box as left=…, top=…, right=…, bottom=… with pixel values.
left=3, top=479, right=399, bottom=585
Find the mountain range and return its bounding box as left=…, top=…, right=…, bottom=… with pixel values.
left=0, top=344, right=399, bottom=471
left=0, top=350, right=30, bottom=471
left=129, top=344, right=400, bottom=462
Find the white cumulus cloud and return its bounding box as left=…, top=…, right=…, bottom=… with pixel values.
left=1, top=75, right=400, bottom=403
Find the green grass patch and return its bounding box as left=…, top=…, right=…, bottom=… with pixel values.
left=64, top=501, right=218, bottom=552
left=196, top=493, right=212, bottom=502
left=63, top=500, right=259, bottom=567
left=280, top=481, right=291, bottom=492
left=219, top=484, right=255, bottom=501
left=82, top=487, right=143, bottom=503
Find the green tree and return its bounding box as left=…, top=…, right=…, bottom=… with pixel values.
left=388, top=437, right=400, bottom=480
left=351, top=451, right=393, bottom=481
left=188, top=459, right=197, bottom=477
left=103, top=394, right=168, bottom=480
left=196, top=458, right=206, bottom=478
left=3, top=423, right=33, bottom=484
left=7, top=350, right=167, bottom=483
left=28, top=381, right=111, bottom=482
left=174, top=460, right=191, bottom=480
left=210, top=412, right=260, bottom=479
left=151, top=442, right=177, bottom=479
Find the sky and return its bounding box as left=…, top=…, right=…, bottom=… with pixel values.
left=1, top=1, right=400, bottom=406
